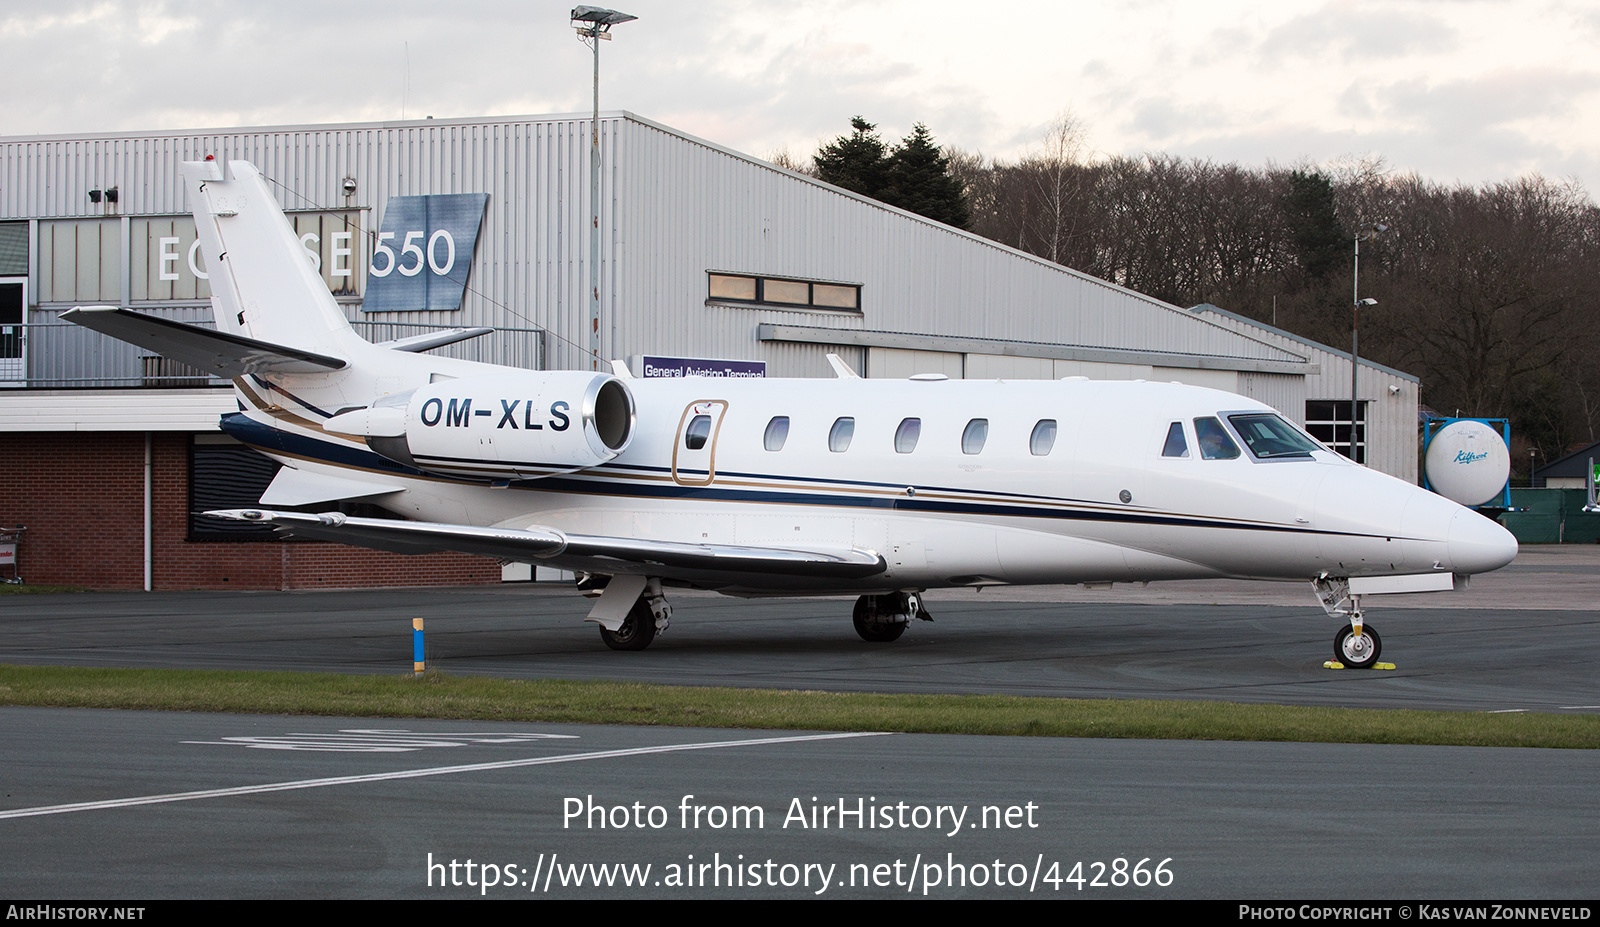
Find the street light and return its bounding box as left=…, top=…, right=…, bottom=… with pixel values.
left=571, top=6, right=637, bottom=370
left=1351, top=222, right=1387, bottom=462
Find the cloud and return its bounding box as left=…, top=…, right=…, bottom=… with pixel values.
left=0, top=0, right=1597, bottom=193
left=1377, top=68, right=1600, bottom=135
left=1262, top=2, right=1459, bottom=62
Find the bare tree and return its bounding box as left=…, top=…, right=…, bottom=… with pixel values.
left=1022, top=112, right=1090, bottom=265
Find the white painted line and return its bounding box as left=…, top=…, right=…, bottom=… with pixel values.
left=1486, top=709, right=1529, bottom=713
left=0, top=731, right=890, bottom=820
left=1558, top=706, right=1600, bottom=710
left=181, top=728, right=581, bottom=753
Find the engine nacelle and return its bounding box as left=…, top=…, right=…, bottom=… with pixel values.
left=331, top=371, right=635, bottom=479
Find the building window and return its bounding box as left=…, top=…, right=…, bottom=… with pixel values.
left=1305, top=400, right=1366, bottom=463
left=707, top=272, right=861, bottom=313
left=0, top=222, right=27, bottom=277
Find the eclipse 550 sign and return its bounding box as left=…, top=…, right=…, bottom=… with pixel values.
left=363, top=193, right=489, bottom=312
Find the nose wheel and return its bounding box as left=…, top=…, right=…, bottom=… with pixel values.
left=1334, top=622, right=1382, bottom=669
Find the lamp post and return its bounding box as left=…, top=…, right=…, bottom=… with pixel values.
left=571, top=6, right=637, bottom=371
left=1351, top=222, right=1387, bottom=462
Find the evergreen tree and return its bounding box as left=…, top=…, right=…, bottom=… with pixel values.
left=884, top=124, right=970, bottom=229
left=813, top=116, right=889, bottom=199
left=813, top=117, right=971, bottom=229
left=1283, top=170, right=1347, bottom=281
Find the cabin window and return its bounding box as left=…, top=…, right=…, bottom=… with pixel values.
left=1229, top=413, right=1318, bottom=459
left=829, top=417, right=855, bottom=452
left=961, top=418, right=989, bottom=455
left=894, top=418, right=921, bottom=454
left=1030, top=420, right=1057, bottom=456
left=763, top=416, right=789, bottom=452
left=1161, top=422, right=1190, bottom=458
left=684, top=415, right=713, bottom=450
left=1194, top=417, right=1241, bottom=460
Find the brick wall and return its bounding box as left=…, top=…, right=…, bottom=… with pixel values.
left=0, top=432, right=501, bottom=590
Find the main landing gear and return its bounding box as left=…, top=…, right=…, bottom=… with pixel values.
left=1312, top=574, right=1381, bottom=669
left=599, top=596, right=659, bottom=651
left=581, top=574, right=672, bottom=651
left=852, top=592, right=931, bottom=643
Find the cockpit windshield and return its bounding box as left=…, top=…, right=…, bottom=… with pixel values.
left=1227, top=413, right=1320, bottom=459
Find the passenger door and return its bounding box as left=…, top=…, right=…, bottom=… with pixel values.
left=672, top=400, right=728, bottom=486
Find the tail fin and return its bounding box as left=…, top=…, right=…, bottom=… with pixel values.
left=183, top=159, right=360, bottom=358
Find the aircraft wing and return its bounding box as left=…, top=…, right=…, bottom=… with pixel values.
left=61, top=306, right=347, bottom=376
left=203, top=509, right=888, bottom=580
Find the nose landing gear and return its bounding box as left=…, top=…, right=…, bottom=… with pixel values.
left=1334, top=622, right=1382, bottom=669
left=1313, top=574, right=1382, bottom=669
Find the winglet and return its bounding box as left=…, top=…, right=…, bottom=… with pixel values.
left=826, top=353, right=860, bottom=379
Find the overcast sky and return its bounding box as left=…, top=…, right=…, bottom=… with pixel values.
left=4, top=0, right=1597, bottom=190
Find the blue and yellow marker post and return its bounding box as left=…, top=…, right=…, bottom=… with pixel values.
left=413, top=618, right=425, bottom=676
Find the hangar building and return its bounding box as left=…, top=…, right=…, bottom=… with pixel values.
left=0, top=112, right=1419, bottom=590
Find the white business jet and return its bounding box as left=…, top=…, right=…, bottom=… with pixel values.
left=63, top=160, right=1517, bottom=666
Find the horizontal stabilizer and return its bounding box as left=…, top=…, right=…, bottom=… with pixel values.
left=258, top=467, right=405, bottom=507
left=373, top=327, right=494, bottom=353
left=204, top=509, right=887, bottom=579
left=61, top=306, right=347, bottom=376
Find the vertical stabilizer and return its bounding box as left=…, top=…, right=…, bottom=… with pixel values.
left=182, top=159, right=360, bottom=358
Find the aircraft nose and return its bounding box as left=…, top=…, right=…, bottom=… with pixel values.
left=1447, top=509, right=1518, bottom=575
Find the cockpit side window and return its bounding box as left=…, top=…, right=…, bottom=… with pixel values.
left=1161, top=421, right=1189, bottom=458
left=1194, top=417, right=1241, bottom=460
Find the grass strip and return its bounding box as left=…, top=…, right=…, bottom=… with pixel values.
left=0, top=584, right=90, bottom=594
left=1, top=663, right=1596, bottom=749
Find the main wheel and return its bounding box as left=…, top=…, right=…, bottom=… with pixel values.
left=1334, top=622, right=1381, bottom=669
left=600, top=597, right=657, bottom=651
left=852, top=595, right=907, bottom=643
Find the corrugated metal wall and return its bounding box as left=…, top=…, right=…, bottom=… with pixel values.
left=611, top=117, right=1304, bottom=379
left=3, top=112, right=1316, bottom=388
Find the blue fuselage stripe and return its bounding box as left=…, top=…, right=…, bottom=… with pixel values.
left=225, top=415, right=1368, bottom=538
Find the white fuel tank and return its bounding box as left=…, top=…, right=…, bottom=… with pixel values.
left=1424, top=420, right=1510, bottom=507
